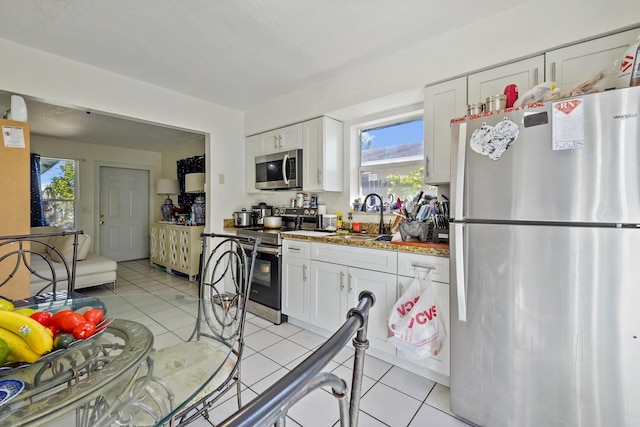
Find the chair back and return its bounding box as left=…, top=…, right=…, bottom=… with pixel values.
left=194, top=233, right=260, bottom=349
left=0, top=230, right=82, bottom=301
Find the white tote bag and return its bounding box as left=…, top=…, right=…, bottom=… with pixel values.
left=388, top=274, right=445, bottom=361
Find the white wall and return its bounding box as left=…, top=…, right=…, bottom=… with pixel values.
left=245, top=1, right=640, bottom=134
left=243, top=0, right=640, bottom=214
left=0, top=38, right=248, bottom=233
left=31, top=136, right=162, bottom=251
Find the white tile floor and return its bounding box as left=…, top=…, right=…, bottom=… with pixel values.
left=84, top=260, right=472, bottom=427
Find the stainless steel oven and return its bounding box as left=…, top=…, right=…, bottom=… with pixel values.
left=236, top=228, right=283, bottom=324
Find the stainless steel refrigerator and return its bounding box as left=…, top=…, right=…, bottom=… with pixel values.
left=449, top=86, right=640, bottom=427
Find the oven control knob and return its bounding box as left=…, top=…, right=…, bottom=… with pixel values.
left=304, top=209, right=310, bottom=215
left=309, top=209, right=316, bottom=216
left=273, top=207, right=280, bottom=215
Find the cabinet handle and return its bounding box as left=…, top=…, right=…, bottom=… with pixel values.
left=550, top=62, right=556, bottom=83
left=533, top=68, right=539, bottom=86
left=288, top=246, right=301, bottom=252
left=348, top=273, right=353, bottom=293
left=274, top=137, right=278, bottom=149
left=340, top=271, right=345, bottom=290
left=317, top=169, right=322, bottom=183
left=303, top=264, right=307, bottom=281
left=425, top=156, right=430, bottom=179
left=278, top=135, right=283, bottom=148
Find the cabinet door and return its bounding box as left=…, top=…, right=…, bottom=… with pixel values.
left=310, top=260, right=345, bottom=332
left=279, top=123, right=303, bottom=151
left=258, top=123, right=303, bottom=155
left=258, top=129, right=281, bottom=155
left=346, top=267, right=397, bottom=355
left=245, top=135, right=260, bottom=194
left=423, top=77, right=467, bottom=184
left=546, top=29, right=640, bottom=93
left=467, top=56, right=544, bottom=106
left=302, top=117, right=343, bottom=192
left=397, top=276, right=450, bottom=377
left=282, top=256, right=310, bottom=321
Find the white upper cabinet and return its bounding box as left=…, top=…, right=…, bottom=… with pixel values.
left=467, top=55, right=544, bottom=106
left=302, top=117, right=343, bottom=192
left=546, top=28, right=640, bottom=93
left=258, top=123, right=303, bottom=155
left=423, top=77, right=467, bottom=185
left=245, top=134, right=260, bottom=194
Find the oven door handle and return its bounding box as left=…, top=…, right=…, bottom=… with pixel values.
left=240, top=243, right=281, bottom=256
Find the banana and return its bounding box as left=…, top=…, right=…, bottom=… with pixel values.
left=0, top=311, right=53, bottom=354
left=0, top=327, right=41, bottom=363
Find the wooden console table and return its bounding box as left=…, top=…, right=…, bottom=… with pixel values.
left=149, top=223, right=204, bottom=281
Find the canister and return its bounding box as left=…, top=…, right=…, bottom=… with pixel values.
left=467, top=103, right=484, bottom=116
left=485, top=94, right=507, bottom=112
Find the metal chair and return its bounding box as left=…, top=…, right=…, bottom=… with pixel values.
left=120, top=233, right=260, bottom=425
left=0, top=230, right=83, bottom=304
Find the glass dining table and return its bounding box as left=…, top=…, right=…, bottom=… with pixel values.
left=0, top=291, right=238, bottom=426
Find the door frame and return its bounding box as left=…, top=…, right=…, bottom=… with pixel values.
left=94, top=161, right=156, bottom=257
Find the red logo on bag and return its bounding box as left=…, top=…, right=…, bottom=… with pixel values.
left=621, top=55, right=634, bottom=72
left=396, top=296, right=420, bottom=316
left=407, top=305, right=437, bottom=329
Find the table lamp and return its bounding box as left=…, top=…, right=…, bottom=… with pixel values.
left=156, top=178, right=180, bottom=222
left=185, top=173, right=206, bottom=225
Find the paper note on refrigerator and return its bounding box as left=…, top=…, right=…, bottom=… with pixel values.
left=551, top=98, right=584, bottom=151
left=2, top=125, right=25, bottom=148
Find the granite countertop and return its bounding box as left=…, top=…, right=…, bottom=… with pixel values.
left=280, top=230, right=449, bottom=257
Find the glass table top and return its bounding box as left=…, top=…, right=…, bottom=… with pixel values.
left=0, top=291, right=239, bottom=426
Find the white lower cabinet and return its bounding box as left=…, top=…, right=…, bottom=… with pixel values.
left=396, top=252, right=450, bottom=379
left=309, top=260, right=397, bottom=355
left=282, top=240, right=311, bottom=321
left=283, top=239, right=451, bottom=383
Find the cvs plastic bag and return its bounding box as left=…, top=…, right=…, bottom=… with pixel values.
left=388, top=274, right=445, bottom=361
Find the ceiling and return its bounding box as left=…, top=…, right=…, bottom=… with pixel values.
left=0, top=0, right=517, bottom=148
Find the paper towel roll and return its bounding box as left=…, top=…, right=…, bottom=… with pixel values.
left=317, top=205, right=327, bottom=215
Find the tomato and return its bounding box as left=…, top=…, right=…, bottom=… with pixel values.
left=30, top=311, right=53, bottom=327
left=47, top=324, right=60, bottom=336
left=83, top=309, right=104, bottom=325
left=53, top=333, right=75, bottom=349
left=60, top=312, right=87, bottom=333
left=51, top=310, right=73, bottom=329
left=72, top=322, right=96, bottom=340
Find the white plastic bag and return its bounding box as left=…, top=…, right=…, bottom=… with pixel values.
left=388, top=274, right=445, bottom=361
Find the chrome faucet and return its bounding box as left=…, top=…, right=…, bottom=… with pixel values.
left=361, top=193, right=387, bottom=235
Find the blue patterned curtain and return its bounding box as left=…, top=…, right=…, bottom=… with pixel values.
left=177, top=155, right=205, bottom=208
left=30, top=153, right=47, bottom=226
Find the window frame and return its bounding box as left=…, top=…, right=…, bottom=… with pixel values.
left=356, top=109, right=425, bottom=200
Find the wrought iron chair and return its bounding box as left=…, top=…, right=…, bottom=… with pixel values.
left=134, top=232, right=261, bottom=426
left=0, top=229, right=83, bottom=304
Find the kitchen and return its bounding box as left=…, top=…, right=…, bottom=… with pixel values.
left=1, top=2, right=639, bottom=426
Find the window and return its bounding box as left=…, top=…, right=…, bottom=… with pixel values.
left=40, top=157, right=77, bottom=227
left=359, top=116, right=435, bottom=210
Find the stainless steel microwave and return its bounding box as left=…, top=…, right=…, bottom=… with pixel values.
left=255, top=149, right=302, bottom=190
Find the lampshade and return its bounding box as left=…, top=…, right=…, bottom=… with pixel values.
left=185, top=173, right=206, bottom=194
left=156, top=178, right=179, bottom=195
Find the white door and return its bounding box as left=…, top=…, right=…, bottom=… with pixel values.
left=99, top=166, right=150, bottom=261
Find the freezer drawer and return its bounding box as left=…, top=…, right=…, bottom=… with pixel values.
left=450, top=223, right=640, bottom=427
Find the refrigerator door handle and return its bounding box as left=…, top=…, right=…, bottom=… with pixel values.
left=454, top=123, right=467, bottom=220
left=454, top=223, right=467, bottom=322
